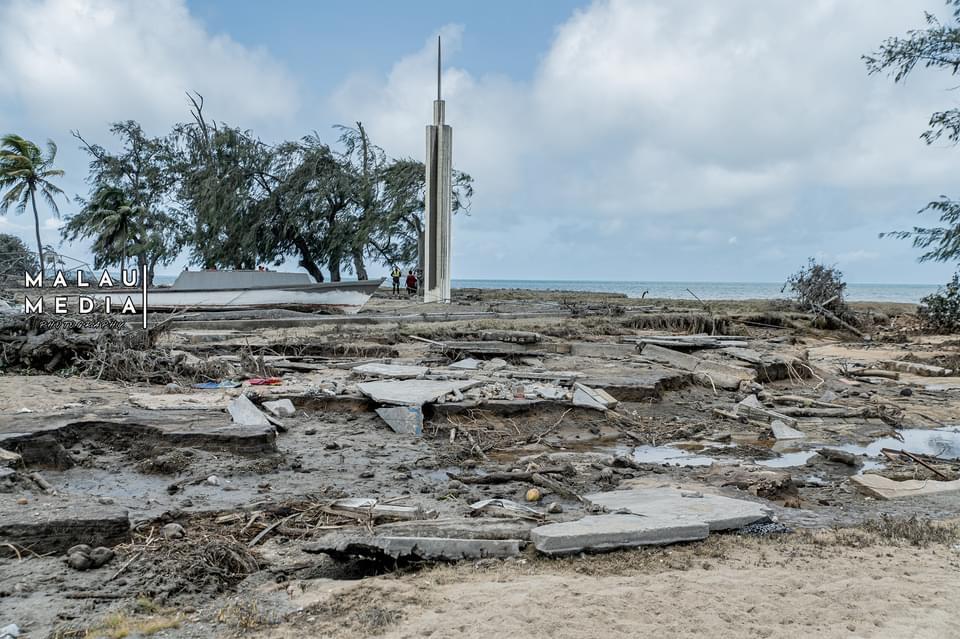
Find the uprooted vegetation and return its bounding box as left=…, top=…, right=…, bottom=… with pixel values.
left=917, top=272, right=960, bottom=333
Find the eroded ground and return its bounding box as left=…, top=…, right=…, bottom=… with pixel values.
left=1, top=289, right=959, bottom=638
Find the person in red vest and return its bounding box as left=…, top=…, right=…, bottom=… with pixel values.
left=405, top=270, right=418, bottom=296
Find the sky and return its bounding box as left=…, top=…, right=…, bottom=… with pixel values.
left=1, top=0, right=960, bottom=284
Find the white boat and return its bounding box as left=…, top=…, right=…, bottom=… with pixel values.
left=94, top=271, right=385, bottom=315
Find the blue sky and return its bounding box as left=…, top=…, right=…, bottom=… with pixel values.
left=2, top=0, right=960, bottom=284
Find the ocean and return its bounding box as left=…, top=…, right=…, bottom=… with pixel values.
left=451, top=280, right=939, bottom=304
left=153, top=274, right=941, bottom=303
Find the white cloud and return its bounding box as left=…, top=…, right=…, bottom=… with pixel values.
left=329, top=0, right=960, bottom=282
left=0, top=0, right=299, bottom=133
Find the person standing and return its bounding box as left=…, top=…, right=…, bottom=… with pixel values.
left=405, top=270, right=418, bottom=297
left=390, top=265, right=402, bottom=296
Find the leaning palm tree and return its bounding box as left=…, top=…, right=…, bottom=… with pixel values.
left=0, top=134, right=65, bottom=273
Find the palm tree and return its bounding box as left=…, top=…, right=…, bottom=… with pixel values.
left=63, top=185, right=142, bottom=272
left=0, top=134, right=65, bottom=273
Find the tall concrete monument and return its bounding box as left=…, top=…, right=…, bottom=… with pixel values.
left=423, top=36, right=452, bottom=304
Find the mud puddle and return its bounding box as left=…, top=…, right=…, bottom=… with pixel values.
left=758, top=427, right=960, bottom=470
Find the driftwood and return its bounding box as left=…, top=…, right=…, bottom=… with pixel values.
left=774, top=406, right=873, bottom=418
left=849, top=369, right=899, bottom=380
left=449, top=464, right=575, bottom=485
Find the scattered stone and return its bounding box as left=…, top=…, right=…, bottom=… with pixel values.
left=375, top=406, right=424, bottom=435
left=817, top=448, right=861, bottom=467
left=162, top=523, right=186, bottom=540
left=89, top=546, right=115, bottom=567
left=304, top=428, right=317, bottom=435
left=97, top=497, right=115, bottom=505
left=818, top=390, right=839, bottom=403
left=206, top=475, right=221, bottom=486
left=899, top=388, right=913, bottom=397
left=771, top=419, right=805, bottom=440
left=15, top=498, right=27, bottom=506
left=67, top=552, right=92, bottom=570
left=738, top=520, right=791, bottom=536
left=262, top=399, right=296, bottom=417
left=227, top=395, right=272, bottom=427
left=0, top=623, right=19, bottom=639
left=546, top=502, right=563, bottom=514
left=67, top=544, right=92, bottom=556
left=525, top=488, right=542, bottom=502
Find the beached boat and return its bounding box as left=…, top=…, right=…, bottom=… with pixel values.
left=94, top=271, right=385, bottom=314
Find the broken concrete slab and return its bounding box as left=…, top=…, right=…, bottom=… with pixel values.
left=304, top=533, right=522, bottom=561
left=352, top=363, right=429, bottom=379
left=0, top=497, right=130, bottom=554
left=0, top=410, right=278, bottom=458
left=129, top=391, right=234, bottom=410
left=449, top=357, right=482, bottom=370
left=584, top=487, right=771, bottom=532
left=849, top=474, right=960, bottom=500
left=639, top=344, right=755, bottom=390
left=375, top=406, right=423, bottom=435
left=227, top=394, right=272, bottom=428
left=735, top=395, right=799, bottom=427
left=880, top=360, right=953, bottom=377
left=570, top=342, right=638, bottom=358
left=771, top=419, right=806, bottom=440
left=470, top=498, right=545, bottom=521
left=0, top=447, right=20, bottom=467
left=262, top=398, right=295, bottom=417
left=572, top=383, right=618, bottom=411
left=375, top=517, right=536, bottom=541
left=581, top=369, right=689, bottom=401
left=357, top=379, right=481, bottom=406
left=531, top=514, right=708, bottom=556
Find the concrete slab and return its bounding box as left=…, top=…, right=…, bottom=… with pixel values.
left=227, top=395, right=272, bottom=427
left=850, top=474, right=960, bottom=500
left=771, top=419, right=805, bottom=440
left=530, top=514, right=708, bottom=555
left=375, top=406, right=423, bottom=435
left=584, top=487, right=771, bottom=531
left=581, top=369, right=690, bottom=401
left=352, top=363, right=429, bottom=379
left=262, top=398, right=296, bottom=417
left=357, top=379, right=480, bottom=406
left=0, top=496, right=130, bottom=554
left=304, top=533, right=522, bottom=561
left=0, top=410, right=277, bottom=458
left=449, top=358, right=482, bottom=370
left=572, top=384, right=617, bottom=411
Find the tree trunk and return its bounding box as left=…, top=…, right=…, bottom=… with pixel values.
left=29, top=190, right=43, bottom=276
left=329, top=253, right=341, bottom=282
left=292, top=235, right=324, bottom=282
left=352, top=249, right=368, bottom=280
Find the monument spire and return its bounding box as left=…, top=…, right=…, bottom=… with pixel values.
left=423, top=35, right=453, bottom=303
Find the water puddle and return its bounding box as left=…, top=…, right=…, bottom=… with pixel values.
left=628, top=444, right=722, bottom=467
left=758, top=427, right=960, bottom=469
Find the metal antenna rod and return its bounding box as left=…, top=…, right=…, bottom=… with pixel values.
left=437, top=35, right=441, bottom=101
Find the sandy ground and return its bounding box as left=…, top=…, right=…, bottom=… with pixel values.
left=250, top=531, right=960, bottom=639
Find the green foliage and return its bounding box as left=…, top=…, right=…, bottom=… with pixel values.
left=0, top=232, right=35, bottom=275
left=918, top=272, right=960, bottom=331
left=65, top=122, right=186, bottom=284
left=0, top=134, right=65, bottom=271
left=867, top=2, right=960, bottom=263
left=785, top=258, right=847, bottom=312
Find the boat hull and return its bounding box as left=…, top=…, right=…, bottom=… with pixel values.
left=92, top=279, right=384, bottom=314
